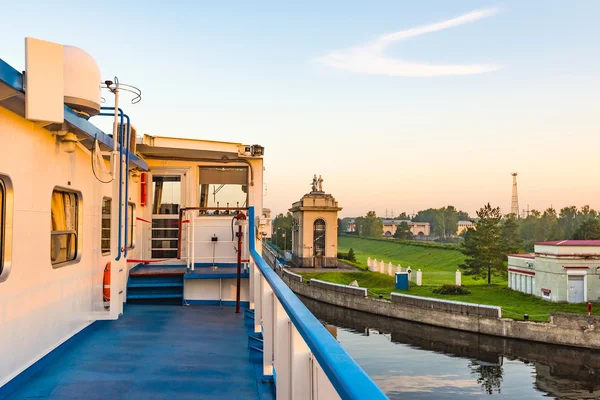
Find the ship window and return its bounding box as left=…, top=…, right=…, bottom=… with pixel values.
left=0, top=179, right=3, bottom=273
left=128, top=202, right=135, bottom=249
left=51, top=189, right=81, bottom=267
left=0, top=175, right=12, bottom=282
left=101, top=197, right=111, bottom=254
left=198, top=167, right=248, bottom=214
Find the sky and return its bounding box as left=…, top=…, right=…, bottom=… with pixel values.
left=1, top=1, right=599, bottom=218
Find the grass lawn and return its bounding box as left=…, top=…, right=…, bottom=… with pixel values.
left=338, top=235, right=505, bottom=285
left=300, top=271, right=597, bottom=322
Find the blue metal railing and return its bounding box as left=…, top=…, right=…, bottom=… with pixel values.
left=248, top=207, right=387, bottom=400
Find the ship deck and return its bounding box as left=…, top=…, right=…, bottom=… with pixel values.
left=3, top=305, right=273, bottom=400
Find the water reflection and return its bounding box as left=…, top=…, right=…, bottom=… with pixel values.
left=300, top=296, right=600, bottom=399
left=469, top=361, right=503, bottom=395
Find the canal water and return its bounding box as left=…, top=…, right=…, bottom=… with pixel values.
left=300, top=296, right=600, bottom=399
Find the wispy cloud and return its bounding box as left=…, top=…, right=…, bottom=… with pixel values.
left=317, top=8, right=501, bottom=77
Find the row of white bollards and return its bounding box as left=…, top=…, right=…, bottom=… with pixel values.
left=366, top=257, right=423, bottom=286
left=366, top=258, right=463, bottom=287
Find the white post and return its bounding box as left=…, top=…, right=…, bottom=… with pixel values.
left=254, top=263, right=262, bottom=333
left=312, top=358, right=341, bottom=400
left=262, top=276, right=274, bottom=377
left=456, top=269, right=462, bottom=286
left=379, top=260, right=385, bottom=274
left=367, top=257, right=371, bottom=268
left=416, top=269, right=422, bottom=286
left=396, top=265, right=402, bottom=273
left=190, top=216, right=195, bottom=271
left=406, top=267, right=412, bottom=281
left=388, top=262, right=393, bottom=276
left=274, top=299, right=291, bottom=399
left=290, top=325, right=310, bottom=399
left=372, top=259, right=377, bottom=272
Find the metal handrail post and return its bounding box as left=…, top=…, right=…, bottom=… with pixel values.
left=191, top=213, right=196, bottom=272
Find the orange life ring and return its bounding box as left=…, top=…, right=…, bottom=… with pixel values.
left=103, top=262, right=111, bottom=305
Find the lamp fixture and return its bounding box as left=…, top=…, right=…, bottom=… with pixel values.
left=130, top=169, right=141, bottom=183
left=61, top=132, right=79, bottom=153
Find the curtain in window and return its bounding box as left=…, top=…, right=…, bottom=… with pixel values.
left=0, top=181, right=4, bottom=268
left=51, top=191, right=66, bottom=230
left=51, top=191, right=77, bottom=264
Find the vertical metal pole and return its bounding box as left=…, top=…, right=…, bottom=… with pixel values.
left=186, top=213, right=191, bottom=270
left=191, top=215, right=195, bottom=272
left=236, top=223, right=243, bottom=313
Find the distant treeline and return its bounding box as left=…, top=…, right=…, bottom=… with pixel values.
left=343, top=204, right=600, bottom=252
left=341, top=206, right=470, bottom=240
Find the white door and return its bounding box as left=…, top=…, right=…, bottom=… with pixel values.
left=568, top=276, right=585, bottom=303
left=151, top=173, right=185, bottom=259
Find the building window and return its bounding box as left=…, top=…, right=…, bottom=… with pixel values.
left=152, top=175, right=181, bottom=215
left=128, top=202, right=135, bottom=249
left=198, top=167, right=248, bottom=214
left=51, top=189, right=81, bottom=266
left=313, top=219, right=326, bottom=256
left=101, top=197, right=111, bottom=254
left=541, top=288, right=551, bottom=300
left=0, top=176, right=13, bottom=282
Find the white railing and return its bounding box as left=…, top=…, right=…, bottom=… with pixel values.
left=182, top=209, right=249, bottom=271
left=248, top=207, right=387, bottom=400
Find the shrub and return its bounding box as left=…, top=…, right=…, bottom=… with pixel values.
left=347, top=248, right=357, bottom=262
left=432, top=284, right=471, bottom=295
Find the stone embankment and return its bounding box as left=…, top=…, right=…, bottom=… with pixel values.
left=283, top=275, right=600, bottom=350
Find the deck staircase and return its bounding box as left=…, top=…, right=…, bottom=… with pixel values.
left=126, top=274, right=184, bottom=305
left=245, top=309, right=265, bottom=363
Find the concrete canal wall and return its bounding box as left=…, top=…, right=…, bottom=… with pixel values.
left=283, top=275, right=600, bottom=350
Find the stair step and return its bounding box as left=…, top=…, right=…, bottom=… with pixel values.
left=249, top=345, right=263, bottom=354
left=128, top=275, right=182, bottom=284
left=127, top=293, right=182, bottom=300
left=248, top=336, right=263, bottom=351
left=249, top=336, right=263, bottom=344
left=128, top=282, right=183, bottom=288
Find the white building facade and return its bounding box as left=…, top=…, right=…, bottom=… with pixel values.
left=508, top=240, right=600, bottom=303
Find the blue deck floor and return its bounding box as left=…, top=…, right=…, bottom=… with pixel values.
left=4, top=305, right=274, bottom=400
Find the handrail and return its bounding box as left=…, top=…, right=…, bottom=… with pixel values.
left=177, top=207, right=249, bottom=259
left=248, top=207, right=387, bottom=400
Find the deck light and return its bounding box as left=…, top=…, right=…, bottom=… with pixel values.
left=130, top=169, right=141, bottom=183
left=61, top=132, right=78, bottom=153
left=251, top=145, right=264, bottom=157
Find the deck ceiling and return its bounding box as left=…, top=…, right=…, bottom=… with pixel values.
left=137, top=144, right=241, bottom=161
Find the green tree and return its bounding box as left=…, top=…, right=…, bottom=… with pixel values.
left=356, top=211, right=383, bottom=238
left=572, top=218, right=600, bottom=240
left=578, top=205, right=598, bottom=220
left=441, top=206, right=459, bottom=239
left=457, top=211, right=471, bottom=221
left=272, top=212, right=292, bottom=251
left=393, top=221, right=413, bottom=239
left=347, top=248, right=356, bottom=262
left=558, top=206, right=578, bottom=239
left=415, top=206, right=460, bottom=239
left=499, top=214, right=522, bottom=256
left=395, top=212, right=411, bottom=220
left=460, top=203, right=504, bottom=284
